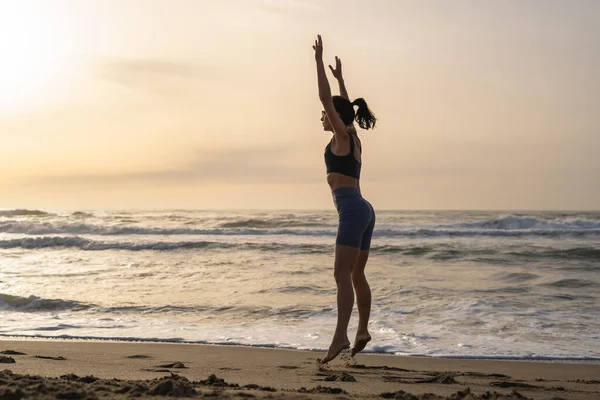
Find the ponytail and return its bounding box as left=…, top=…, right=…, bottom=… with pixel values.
left=352, top=98, right=377, bottom=130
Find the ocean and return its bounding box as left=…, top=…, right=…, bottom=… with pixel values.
left=1, top=209, right=599, bottom=361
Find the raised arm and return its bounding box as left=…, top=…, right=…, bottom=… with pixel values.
left=329, top=56, right=349, bottom=100
left=313, top=35, right=348, bottom=139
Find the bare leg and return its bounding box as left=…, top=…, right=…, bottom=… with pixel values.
left=351, top=249, right=371, bottom=356
left=321, top=245, right=360, bottom=364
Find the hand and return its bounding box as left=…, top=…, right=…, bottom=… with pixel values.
left=328, top=56, right=343, bottom=80
left=312, top=34, right=323, bottom=60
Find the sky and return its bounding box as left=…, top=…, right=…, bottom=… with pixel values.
left=1, top=0, right=599, bottom=210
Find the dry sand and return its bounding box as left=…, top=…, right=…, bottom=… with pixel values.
left=1, top=339, right=599, bottom=399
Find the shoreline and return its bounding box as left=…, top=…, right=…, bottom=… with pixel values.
left=1, top=335, right=599, bottom=364
left=2, top=339, right=599, bottom=399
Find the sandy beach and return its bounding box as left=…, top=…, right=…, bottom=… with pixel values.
left=0, top=339, right=598, bottom=399
left=3, top=0, right=600, bottom=398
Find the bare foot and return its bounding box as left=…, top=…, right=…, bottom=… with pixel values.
left=351, top=333, right=371, bottom=357
left=321, top=338, right=351, bottom=364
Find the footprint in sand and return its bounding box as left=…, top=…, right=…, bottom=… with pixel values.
left=34, top=355, right=66, bottom=360
left=462, top=372, right=510, bottom=379
left=0, top=350, right=26, bottom=355
left=156, top=362, right=188, bottom=369
left=323, top=373, right=357, bottom=382
left=418, top=373, right=458, bottom=384
left=298, top=386, right=346, bottom=395
left=490, top=381, right=539, bottom=389
left=349, top=364, right=411, bottom=372
left=242, top=384, right=276, bottom=391
left=126, top=354, right=153, bottom=359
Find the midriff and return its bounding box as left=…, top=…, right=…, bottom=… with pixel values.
left=327, top=172, right=359, bottom=192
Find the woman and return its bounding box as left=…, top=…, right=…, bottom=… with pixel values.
left=313, top=35, right=377, bottom=364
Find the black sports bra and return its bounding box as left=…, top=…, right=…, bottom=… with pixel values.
left=324, top=133, right=361, bottom=179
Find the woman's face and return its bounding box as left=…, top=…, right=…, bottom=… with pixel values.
left=321, top=111, right=333, bottom=132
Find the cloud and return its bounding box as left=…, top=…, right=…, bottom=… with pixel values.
left=96, top=57, right=222, bottom=96
left=24, top=146, right=321, bottom=187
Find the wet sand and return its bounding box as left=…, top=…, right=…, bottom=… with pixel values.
left=1, top=339, right=599, bottom=399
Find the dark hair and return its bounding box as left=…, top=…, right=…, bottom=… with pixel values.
left=332, top=96, right=377, bottom=130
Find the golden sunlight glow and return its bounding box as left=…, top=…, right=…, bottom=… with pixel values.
left=0, top=3, right=74, bottom=112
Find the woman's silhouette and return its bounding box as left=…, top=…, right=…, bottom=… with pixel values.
left=313, top=35, right=377, bottom=364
